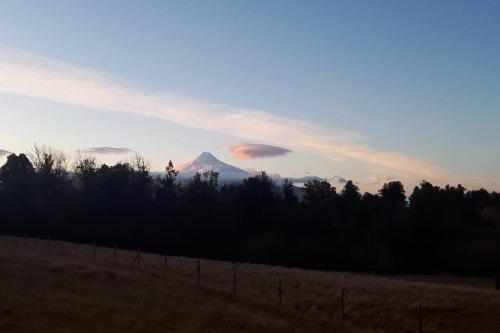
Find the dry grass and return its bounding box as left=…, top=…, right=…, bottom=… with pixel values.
left=0, top=236, right=499, bottom=332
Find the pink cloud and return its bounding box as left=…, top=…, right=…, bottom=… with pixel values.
left=230, top=143, right=291, bottom=159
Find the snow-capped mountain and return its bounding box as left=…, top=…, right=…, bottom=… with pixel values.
left=175, top=152, right=323, bottom=189
left=179, top=152, right=250, bottom=180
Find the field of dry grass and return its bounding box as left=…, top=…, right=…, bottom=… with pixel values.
left=1, top=235, right=500, bottom=332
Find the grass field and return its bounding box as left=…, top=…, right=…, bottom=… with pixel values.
left=1, top=236, right=500, bottom=332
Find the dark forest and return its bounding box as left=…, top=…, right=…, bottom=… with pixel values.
left=1, top=145, right=500, bottom=275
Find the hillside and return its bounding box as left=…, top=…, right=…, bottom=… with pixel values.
left=1, top=236, right=500, bottom=332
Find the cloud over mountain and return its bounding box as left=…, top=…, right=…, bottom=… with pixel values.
left=81, top=147, right=132, bottom=154
left=229, top=143, right=291, bottom=159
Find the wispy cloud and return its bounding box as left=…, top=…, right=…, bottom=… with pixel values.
left=0, top=148, right=11, bottom=157
left=80, top=147, right=132, bottom=155
left=0, top=48, right=454, bottom=183
left=230, top=143, right=291, bottom=159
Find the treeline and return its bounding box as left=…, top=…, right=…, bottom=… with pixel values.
left=1, top=145, right=500, bottom=274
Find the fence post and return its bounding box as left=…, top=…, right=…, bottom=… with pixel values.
left=233, top=266, right=237, bottom=296
left=197, top=259, right=201, bottom=287
left=278, top=279, right=282, bottom=309
left=418, top=304, right=423, bottom=333
left=340, top=288, right=345, bottom=323
left=164, top=254, right=168, bottom=280
left=137, top=246, right=141, bottom=266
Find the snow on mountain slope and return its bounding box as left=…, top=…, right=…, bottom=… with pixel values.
left=179, top=152, right=250, bottom=179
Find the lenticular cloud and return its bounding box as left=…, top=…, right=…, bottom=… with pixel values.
left=230, top=143, right=291, bottom=159
left=82, top=147, right=132, bottom=155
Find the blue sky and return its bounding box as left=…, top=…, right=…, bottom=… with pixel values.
left=0, top=0, right=499, bottom=192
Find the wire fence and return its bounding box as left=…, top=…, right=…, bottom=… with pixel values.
left=2, top=233, right=494, bottom=332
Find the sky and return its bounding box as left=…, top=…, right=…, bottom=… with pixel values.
left=0, top=0, right=499, bottom=193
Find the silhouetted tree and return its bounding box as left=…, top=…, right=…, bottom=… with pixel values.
left=282, top=178, right=299, bottom=209
left=0, top=154, right=37, bottom=232
left=342, top=180, right=361, bottom=203
left=236, top=172, right=275, bottom=226
left=303, top=180, right=338, bottom=225
left=29, top=144, right=70, bottom=205
left=0, top=153, right=35, bottom=200
left=304, top=180, right=337, bottom=209
left=339, top=180, right=361, bottom=225
left=1, top=145, right=499, bottom=275
left=156, top=160, right=179, bottom=208
left=379, top=181, right=406, bottom=211
left=409, top=181, right=441, bottom=230
left=183, top=170, right=219, bottom=219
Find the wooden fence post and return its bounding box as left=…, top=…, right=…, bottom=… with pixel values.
left=131, top=246, right=141, bottom=266
left=233, top=266, right=237, bottom=296
left=164, top=254, right=168, bottom=280
left=197, top=259, right=201, bottom=287
left=340, top=288, right=345, bottom=323
left=418, top=304, right=423, bottom=333
left=278, top=279, right=282, bottom=309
